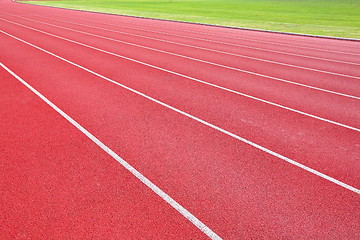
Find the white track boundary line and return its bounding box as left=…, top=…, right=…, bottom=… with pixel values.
left=6, top=12, right=360, bottom=69
left=15, top=10, right=360, bottom=57
left=1, top=20, right=360, bottom=132
left=1, top=30, right=359, bottom=195
left=0, top=62, right=222, bottom=240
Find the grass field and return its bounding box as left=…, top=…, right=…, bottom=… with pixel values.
left=21, top=0, right=360, bottom=39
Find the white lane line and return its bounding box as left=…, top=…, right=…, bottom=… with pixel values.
left=1, top=20, right=360, bottom=133
left=14, top=10, right=360, bottom=57
left=1, top=30, right=359, bottom=195
left=5, top=12, right=360, bottom=69
left=0, top=62, right=222, bottom=240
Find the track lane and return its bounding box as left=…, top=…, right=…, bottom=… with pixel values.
left=1, top=28, right=360, bottom=239
left=1, top=19, right=359, bottom=189
left=0, top=63, right=210, bottom=239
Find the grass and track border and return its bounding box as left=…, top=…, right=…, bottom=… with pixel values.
left=15, top=0, right=360, bottom=42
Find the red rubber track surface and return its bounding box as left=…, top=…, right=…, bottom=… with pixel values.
left=1, top=0, right=359, bottom=239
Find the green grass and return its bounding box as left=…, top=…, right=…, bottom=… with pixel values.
left=21, top=0, right=360, bottom=39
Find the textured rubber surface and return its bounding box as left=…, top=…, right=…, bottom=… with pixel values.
left=1, top=0, right=360, bottom=239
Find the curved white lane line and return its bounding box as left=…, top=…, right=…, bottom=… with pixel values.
left=0, top=62, right=222, bottom=240
left=1, top=18, right=359, bottom=132
left=1, top=30, right=359, bottom=195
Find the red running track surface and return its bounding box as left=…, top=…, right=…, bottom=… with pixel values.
left=0, top=0, right=359, bottom=239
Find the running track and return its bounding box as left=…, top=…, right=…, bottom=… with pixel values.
left=1, top=0, right=359, bottom=238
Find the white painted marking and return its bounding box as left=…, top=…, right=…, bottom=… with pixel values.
left=1, top=19, right=360, bottom=133
left=1, top=30, right=359, bottom=195
left=0, top=62, right=222, bottom=240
